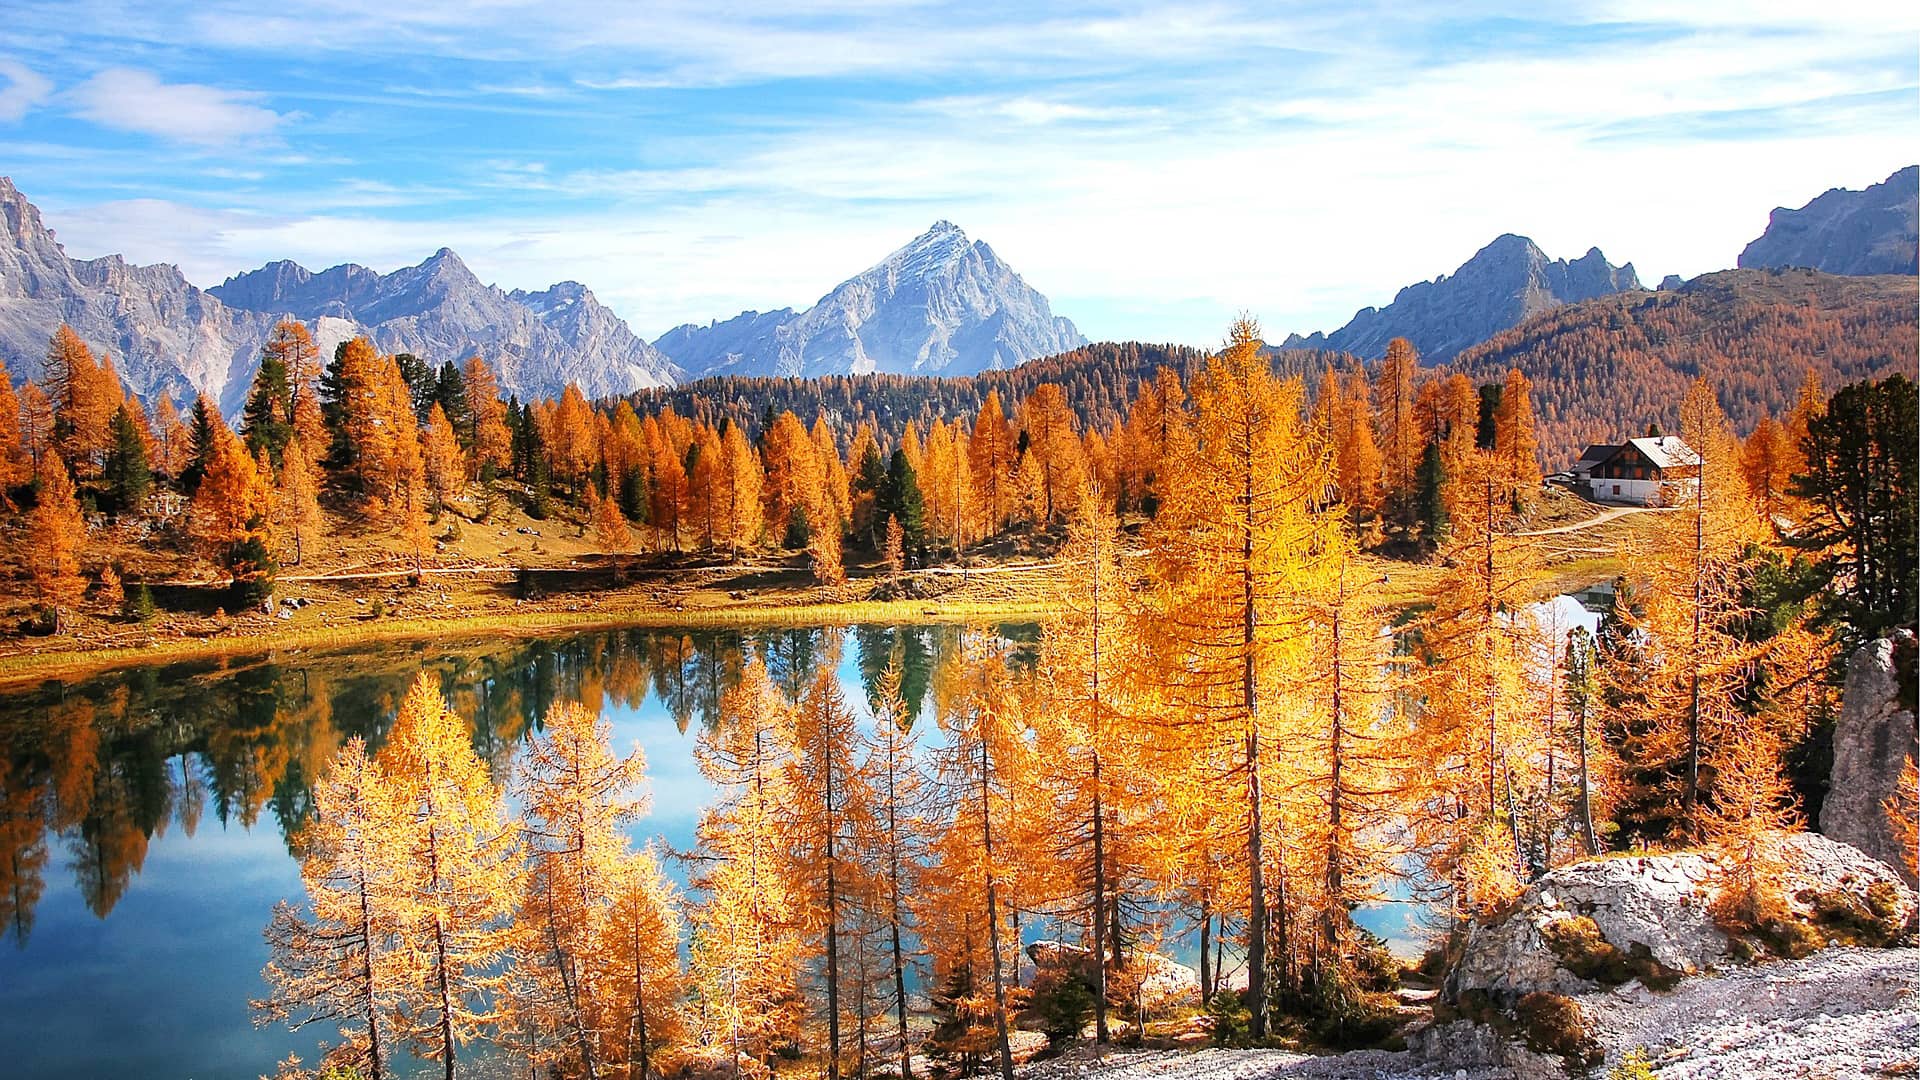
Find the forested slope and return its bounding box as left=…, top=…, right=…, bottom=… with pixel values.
left=1444, top=268, right=1917, bottom=468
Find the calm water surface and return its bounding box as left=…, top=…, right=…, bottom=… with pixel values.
left=0, top=598, right=1599, bottom=1079
left=0, top=623, right=1004, bottom=1079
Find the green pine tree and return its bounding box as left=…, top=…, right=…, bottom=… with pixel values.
left=103, top=403, right=151, bottom=516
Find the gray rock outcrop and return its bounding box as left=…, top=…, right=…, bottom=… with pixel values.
left=653, top=221, right=1086, bottom=379
left=1450, top=833, right=1916, bottom=1002
left=1449, top=850, right=1726, bottom=1000
left=1819, top=629, right=1918, bottom=885
left=1280, top=233, right=1641, bottom=363
left=1738, top=164, right=1919, bottom=277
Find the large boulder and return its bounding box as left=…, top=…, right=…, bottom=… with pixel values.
left=1450, top=833, right=1916, bottom=1001
left=1820, top=629, right=1918, bottom=885
left=1449, top=850, right=1724, bottom=1000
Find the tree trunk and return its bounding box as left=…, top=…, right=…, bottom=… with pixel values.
left=980, top=734, right=1016, bottom=1080
left=1243, top=449, right=1267, bottom=1040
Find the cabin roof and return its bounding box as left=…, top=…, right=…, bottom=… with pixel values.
left=1623, top=435, right=1700, bottom=469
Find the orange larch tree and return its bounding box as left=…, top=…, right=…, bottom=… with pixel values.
left=27, top=458, right=87, bottom=631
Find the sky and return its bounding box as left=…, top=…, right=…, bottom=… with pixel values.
left=0, top=1, right=1915, bottom=347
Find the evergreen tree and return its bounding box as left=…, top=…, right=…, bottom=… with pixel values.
left=102, top=403, right=151, bottom=516
left=883, top=448, right=927, bottom=558
left=395, top=353, right=436, bottom=421
left=320, top=340, right=354, bottom=468
left=431, top=360, right=470, bottom=445
left=1790, top=374, right=1918, bottom=644
left=1414, top=442, right=1447, bottom=546
left=242, top=348, right=295, bottom=467
left=181, top=395, right=220, bottom=495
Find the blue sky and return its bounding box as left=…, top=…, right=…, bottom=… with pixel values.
left=0, top=1, right=1914, bottom=346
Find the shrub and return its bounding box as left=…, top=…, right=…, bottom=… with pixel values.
left=1204, top=990, right=1251, bottom=1048
left=1608, top=1047, right=1658, bottom=1080
left=1542, top=916, right=1629, bottom=983
left=1030, top=972, right=1095, bottom=1043
left=1515, top=991, right=1601, bottom=1066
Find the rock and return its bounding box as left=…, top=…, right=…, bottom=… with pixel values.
left=1008, top=1029, right=1048, bottom=1063
left=1819, top=629, right=1918, bottom=885
left=1450, top=850, right=1726, bottom=1000
left=1024, top=940, right=1200, bottom=1012
left=1407, top=1018, right=1571, bottom=1080
left=1451, top=834, right=1916, bottom=1002
left=1133, top=952, right=1201, bottom=1011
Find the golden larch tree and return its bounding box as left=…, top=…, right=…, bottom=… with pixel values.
left=379, top=675, right=521, bottom=1080
left=256, top=736, right=405, bottom=1079
left=689, top=663, right=806, bottom=1078
left=1142, top=316, right=1335, bottom=1037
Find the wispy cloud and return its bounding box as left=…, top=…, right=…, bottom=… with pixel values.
left=68, top=68, right=284, bottom=145
left=0, top=60, right=54, bottom=122
left=4, top=2, right=1914, bottom=344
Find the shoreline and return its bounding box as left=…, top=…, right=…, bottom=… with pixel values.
left=0, top=595, right=1053, bottom=691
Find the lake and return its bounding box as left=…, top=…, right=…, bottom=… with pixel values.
left=0, top=597, right=1603, bottom=1078
left=0, top=622, right=1019, bottom=1079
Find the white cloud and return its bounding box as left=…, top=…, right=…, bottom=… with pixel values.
left=0, top=59, right=53, bottom=122
left=69, top=68, right=283, bottom=145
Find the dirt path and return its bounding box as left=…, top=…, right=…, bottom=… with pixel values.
left=1516, top=503, right=1671, bottom=537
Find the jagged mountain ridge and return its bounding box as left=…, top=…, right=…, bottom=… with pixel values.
left=0, top=176, right=275, bottom=415
left=0, top=176, right=679, bottom=417
left=208, top=251, right=680, bottom=404
left=653, top=221, right=1086, bottom=379
left=1738, top=165, right=1919, bottom=277
left=1284, top=233, right=1642, bottom=363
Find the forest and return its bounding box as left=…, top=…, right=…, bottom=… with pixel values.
left=0, top=311, right=1915, bottom=1080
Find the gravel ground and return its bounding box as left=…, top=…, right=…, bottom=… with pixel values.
left=1016, top=948, right=1918, bottom=1080
left=1577, top=946, right=1920, bottom=1079
left=1020, top=1045, right=1508, bottom=1080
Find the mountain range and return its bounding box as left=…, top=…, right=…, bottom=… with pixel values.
left=2, top=165, right=1914, bottom=415
left=0, top=176, right=680, bottom=417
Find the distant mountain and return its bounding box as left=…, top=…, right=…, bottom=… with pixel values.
left=1445, top=268, right=1918, bottom=469
left=0, top=175, right=274, bottom=414
left=210, top=252, right=679, bottom=403
left=1738, top=165, right=1919, bottom=277
left=654, top=221, right=1086, bottom=379
left=0, top=177, right=679, bottom=416
left=1284, top=234, right=1641, bottom=363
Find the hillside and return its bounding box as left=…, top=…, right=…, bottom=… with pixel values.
left=1445, top=267, right=1918, bottom=469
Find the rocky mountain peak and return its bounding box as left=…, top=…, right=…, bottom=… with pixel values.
left=1738, top=165, right=1919, bottom=277
left=1284, top=233, right=1642, bottom=362
left=653, top=222, right=1084, bottom=379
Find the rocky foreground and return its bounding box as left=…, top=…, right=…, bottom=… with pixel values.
left=1024, top=945, right=1917, bottom=1080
